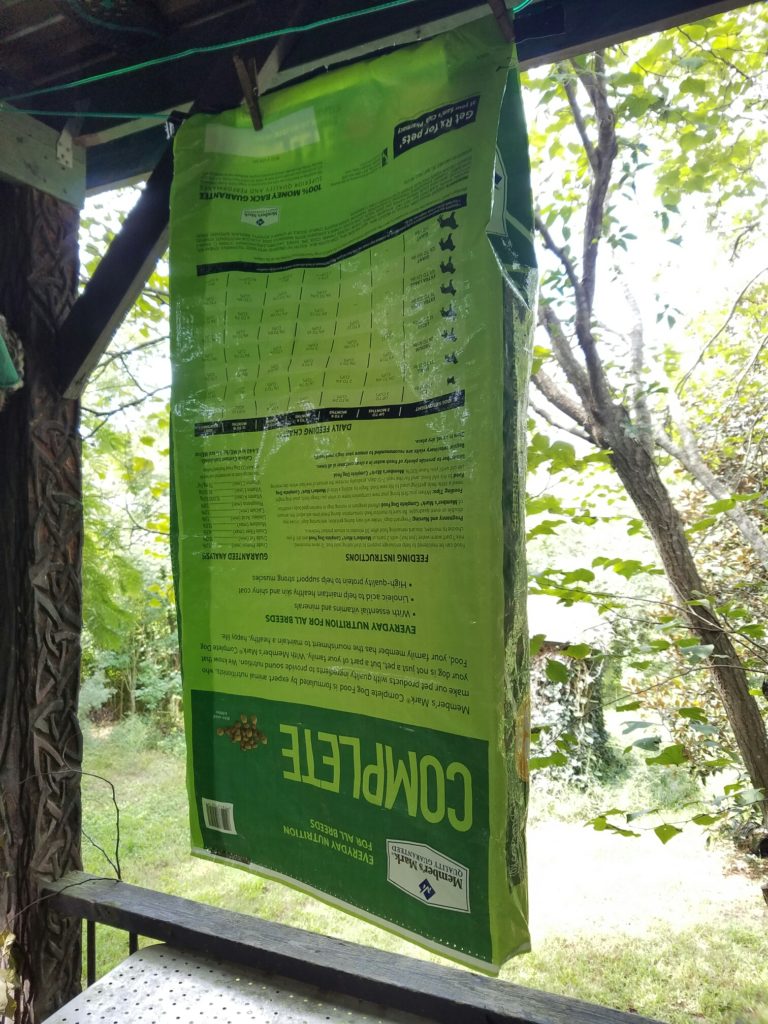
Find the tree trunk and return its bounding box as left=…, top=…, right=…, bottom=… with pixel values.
left=603, top=405, right=768, bottom=823
left=0, top=184, right=83, bottom=1021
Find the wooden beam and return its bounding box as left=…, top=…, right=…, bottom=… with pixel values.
left=43, top=872, right=662, bottom=1024
left=517, top=0, right=753, bottom=68
left=83, top=0, right=749, bottom=190
left=77, top=103, right=192, bottom=149
left=0, top=104, right=85, bottom=207
left=84, top=125, right=169, bottom=194
left=273, top=0, right=751, bottom=85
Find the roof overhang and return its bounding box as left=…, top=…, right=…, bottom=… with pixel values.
left=0, top=0, right=751, bottom=193
left=0, top=0, right=753, bottom=399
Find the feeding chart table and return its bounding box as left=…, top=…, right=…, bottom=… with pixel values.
left=190, top=209, right=468, bottom=436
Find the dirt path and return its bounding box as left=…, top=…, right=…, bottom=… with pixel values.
left=527, top=820, right=766, bottom=940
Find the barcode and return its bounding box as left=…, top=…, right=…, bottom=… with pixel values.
left=202, top=798, right=236, bottom=834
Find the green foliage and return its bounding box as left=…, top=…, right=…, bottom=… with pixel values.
left=523, top=2, right=768, bottom=835
left=545, top=658, right=569, bottom=684
left=0, top=930, right=18, bottom=1021
left=527, top=6, right=768, bottom=251
left=531, top=741, right=704, bottom=829
left=531, top=648, right=622, bottom=786
left=78, top=668, right=112, bottom=718
left=79, top=191, right=177, bottom=724
left=564, top=644, right=592, bottom=660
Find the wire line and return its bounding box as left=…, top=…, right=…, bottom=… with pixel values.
left=0, top=106, right=170, bottom=120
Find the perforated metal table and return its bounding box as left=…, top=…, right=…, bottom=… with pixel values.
left=46, top=943, right=434, bottom=1024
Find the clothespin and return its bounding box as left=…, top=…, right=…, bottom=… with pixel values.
left=233, top=51, right=263, bottom=131
left=487, top=0, right=516, bottom=43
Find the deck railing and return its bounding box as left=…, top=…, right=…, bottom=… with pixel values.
left=42, top=871, right=661, bottom=1024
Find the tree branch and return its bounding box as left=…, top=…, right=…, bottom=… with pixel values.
left=728, top=392, right=768, bottom=492
left=538, top=302, right=592, bottom=403
left=623, top=282, right=654, bottom=453
left=535, top=53, right=619, bottom=427
left=654, top=400, right=768, bottom=569
left=676, top=25, right=752, bottom=83
left=530, top=397, right=590, bottom=441
left=140, top=287, right=170, bottom=302
left=532, top=370, right=595, bottom=440
left=718, top=332, right=768, bottom=427
left=534, top=218, right=607, bottom=412
left=534, top=214, right=584, bottom=299
left=94, top=336, right=168, bottom=373
left=677, top=266, right=767, bottom=394
left=82, top=384, right=170, bottom=419
left=561, top=71, right=598, bottom=171
left=562, top=56, right=617, bottom=419
left=729, top=221, right=759, bottom=262
left=122, top=503, right=168, bottom=538
left=572, top=53, right=618, bottom=311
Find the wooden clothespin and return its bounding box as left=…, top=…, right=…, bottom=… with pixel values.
left=233, top=51, right=263, bottom=131
left=486, top=0, right=516, bottom=43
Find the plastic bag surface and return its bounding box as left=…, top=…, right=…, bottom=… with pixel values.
left=169, top=15, right=536, bottom=971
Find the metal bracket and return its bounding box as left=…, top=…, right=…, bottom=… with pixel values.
left=56, top=111, right=85, bottom=170
left=56, top=126, right=73, bottom=169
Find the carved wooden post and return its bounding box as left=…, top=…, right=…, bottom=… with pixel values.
left=0, top=183, right=83, bottom=1022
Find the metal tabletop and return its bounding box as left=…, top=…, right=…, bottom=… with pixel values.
left=46, top=943, right=435, bottom=1024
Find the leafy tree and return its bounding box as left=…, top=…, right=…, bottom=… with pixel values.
left=79, top=196, right=178, bottom=721
left=74, top=12, right=768, bottom=831
left=524, top=3, right=768, bottom=822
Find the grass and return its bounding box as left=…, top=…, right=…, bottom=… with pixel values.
left=528, top=758, right=706, bottom=832
left=81, top=718, right=768, bottom=1024
left=503, top=927, right=768, bottom=1023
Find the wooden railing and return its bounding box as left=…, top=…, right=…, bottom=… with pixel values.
left=43, top=871, right=661, bottom=1024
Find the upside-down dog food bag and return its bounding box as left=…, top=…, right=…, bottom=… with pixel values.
left=169, top=15, right=536, bottom=971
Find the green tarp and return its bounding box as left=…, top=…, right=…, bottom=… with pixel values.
left=169, top=15, right=536, bottom=971
left=0, top=332, right=19, bottom=388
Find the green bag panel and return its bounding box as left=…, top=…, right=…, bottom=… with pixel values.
left=169, top=16, right=535, bottom=972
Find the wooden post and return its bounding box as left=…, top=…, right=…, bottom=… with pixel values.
left=0, top=183, right=83, bottom=1022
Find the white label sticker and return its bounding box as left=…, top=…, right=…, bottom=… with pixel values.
left=241, top=207, right=280, bottom=228
left=386, top=840, right=470, bottom=912
left=204, top=108, right=319, bottom=157
left=201, top=798, right=237, bottom=834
